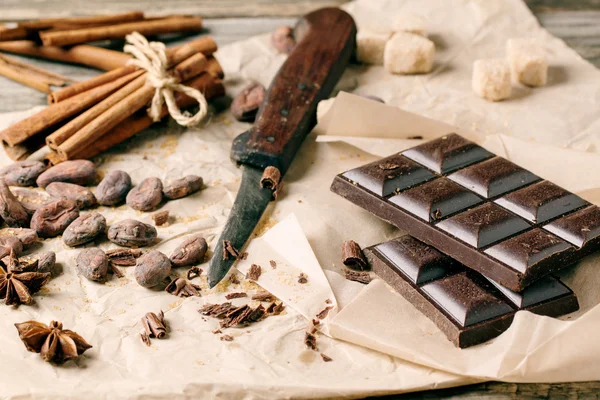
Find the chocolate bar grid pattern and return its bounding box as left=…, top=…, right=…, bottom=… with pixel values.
left=332, top=134, right=600, bottom=291
left=364, top=235, right=579, bottom=348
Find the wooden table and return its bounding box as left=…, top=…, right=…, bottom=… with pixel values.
left=1, top=1, right=599, bottom=398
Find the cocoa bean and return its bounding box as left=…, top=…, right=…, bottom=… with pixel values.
left=0, top=227, right=37, bottom=248
left=0, top=181, right=29, bottom=227
left=126, top=177, right=163, bottom=211
left=46, top=182, right=97, bottom=210
left=231, top=82, right=266, bottom=123
left=271, top=26, right=296, bottom=54
left=163, top=175, right=203, bottom=200
left=107, top=219, right=157, bottom=248
left=169, top=235, right=207, bottom=267
left=76, top=248, right=108, bottom=282
left=30, top=199, right=79, bottom=238
left=135, top=250, right=171, bottom=288
left=12, top=188, right=52, bottom=215
left=36, top=159, right=97, bottom=188
left=95, top=170, right=132, bottom=206
left=62, top=212, right=107, bottom=247
left=0, top=161, right=47, bottom=187
left=36, top=251, right=56, bottom=274
left=0, top=236, right=23, bottom=259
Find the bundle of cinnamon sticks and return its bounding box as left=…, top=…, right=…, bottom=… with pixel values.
left=0, top=36, right=225, bottom=163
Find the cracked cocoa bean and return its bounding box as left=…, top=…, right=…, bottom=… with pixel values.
left=0, top=227, right=37, bottom=248
left=95, top=170, right=132, bottom=206
left=12, top=188, right=52, bottom=215
left=271, top=25, right=296, bottom=54
left=163, top=175, right=203, bottom=200
left=46, top=182, right=97, bottom=209
left=30, top=198, right=79, bottom=238
left=76, top=248, right=108, bottom=282
left=36, top=159, right=97, bottom=188
left=231, top=82, right=266, bottom=122
left=126, top=177, right=163, bottom=211
left=62, top=212, right=107, bottom=247
left=135, top=250, right=171, bottom=288
left=169, top=235, right=208, bottom=267
left=107, top=219, right=157, bottom=248
left=0, top=161, right=47, bottom=187
left=0, top=181, right=29, bottom=227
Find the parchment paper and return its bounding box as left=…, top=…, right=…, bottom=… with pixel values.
left=1, top=0, right=599, bottom=398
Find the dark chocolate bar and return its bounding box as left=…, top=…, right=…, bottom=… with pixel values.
left=331, top=133, right=600, bottom=291
left=364, top=235, right=579, bottom=348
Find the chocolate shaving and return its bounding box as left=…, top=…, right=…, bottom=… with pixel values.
left=304, top=332, right=318, bottom=351
left=199, top=302, right=235, bottom=318
left=252, top=290, right=275, bottom=302
left=320, top=353, right=333, bottom=362
left=110, top=263, right=124, bottom=278
left=298, top=273, right=308, bottom=284
left=200, top=302, right=271, bottom=329
left=260, top=166, right=281, bottom=191
left=268, top=302, right=285, bottom=315
left=106, top=248, right=143, bottom=267
left=187, top=266, right=203, bottom=280
left=221, top=305, right=253, bottom=328
left=247, top=264, right=261, bottom=281
left=239, top=252, right=248, bottom=260
left=269, top=260, right=277, bottom=269
left=141, top=311, right=167, bottom=342
left=140, top=332, right=151, bottom=347
left=246, top=305, right=266, bottom=322
left=344, top=269, right=372, bottom=284
left=151, top=210, right=169, bottom=226
left=225, top=292, right=247, bottom=300
left=220, top=334, right=234, bottom=341
left=222, top=240, right=240, bottom=261
left=341, top=240, right=368, bottom=270
left=165, top=278, right=201, bottom=297
left=316, top=306, right=333, bottom=320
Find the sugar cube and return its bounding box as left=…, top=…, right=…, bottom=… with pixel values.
left=384, top=32, right=435, bottom=74
left=506, top=38, right=547, bottom=87
left=356, top=30, right=391, bottom=65
left=472, top=59, right=512, bottom=101
left=392, top=12, right=427, bottom=36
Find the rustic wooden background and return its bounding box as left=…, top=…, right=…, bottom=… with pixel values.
left=1, top=0, right=599, bottom=398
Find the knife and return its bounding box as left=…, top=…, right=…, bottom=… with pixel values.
left=208, top=8, right=356, bottom=288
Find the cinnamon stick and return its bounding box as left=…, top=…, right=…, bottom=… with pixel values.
left=40, top=16, right=204, bottom=47
left=0, top=54, right=74, bottom=93
left=1, top=71, right=143, bottom=147
left=0, top=27, right=29, bottom=42
left=67, top=73, right=224, bottom=161
left=0, top=41, right=131, bottom=71
left=17, top=11, right=145, bottom=31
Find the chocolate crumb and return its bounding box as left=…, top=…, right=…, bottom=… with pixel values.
left=298, top=273, right=308, bottom=284
left=344, top=269, right=373, bottom=284
left=269, top=260, right=277, bottom=269
left=271, top=302, right=285, bottom=315
left=304, top=332, right=318, bottom=351
left=240, top=252, right=248, bottom=260
left=187, top=266, right=203, bottom=280
left=152, top=210, right=169, bottom=226
left=316, top=306, right=333, bottom=320
left=341, top=240, right=368, bottom=270
left=212, top=328, right=222, bottom=334
left=225, top=292, right=247, bottom=300
left=325, top=299, right=332, bottom=304
left=247, top=264, right=261, bottom=281
left=222, top=240, right=240, bottom=261
left=320, top=353, right=333, bottom=362
left=220, top=334, right=234, bottom=342
left=229, top=273, right=240, bottom=285
left=252, top=290, right=275, bottom=302
left=140, top=332, right=151, bottom=347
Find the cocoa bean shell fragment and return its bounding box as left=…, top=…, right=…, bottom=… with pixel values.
left=95, top=170, right=132, bottom=206
left=107, top=219, right=157, bottom=248
left=46, top=182, right=97, bottom=209
left=36, top=159, right=97, bottom=188
left=76, top=248, right=108, bottom=282
left=126, top=177, right=163, bottom=211
left=63, top=212, right=107, bottom=247
left=0, top=161, right=47, bottom=187
left=135, top=250, right=171, bottom=288
left=30, top=199, right=80, bottom=238
left=169, top=235, right=207, bottom=267
left=163, top=175, right=203, bottom=200
left=0, top=181, right=29, bottom=227
left=231, top=82, right=266, bottom=122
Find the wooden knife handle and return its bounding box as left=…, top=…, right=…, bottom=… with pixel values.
left=231, top=8, right=356, bottom=174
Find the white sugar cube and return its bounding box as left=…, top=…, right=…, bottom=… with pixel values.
left=316, top=98, right=335, bottom=124
left=506, top=39, right=547, bottom=87
left=392, top=12, right=427, bottom=36
left=356, top=30, right=391, bottom=65
left=384, top=32, right=435, bottom=74
left=472, top=59, right=511, bottom=101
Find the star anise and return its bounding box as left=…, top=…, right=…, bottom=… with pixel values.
left=14, top=320, right=92, bottom=364
left=0, top=251, right=49, bottom=306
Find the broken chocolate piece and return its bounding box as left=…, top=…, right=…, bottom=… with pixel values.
left=316, top=306, right=332, bottom=320
left=251, top=290, right=275, bottom=302
left=152, top=210, right=169, bottom=226
left=320, top=353, right=333, bottom=362
left=247, top=264, right=261, bottom=281
left=344, top=269, right=373, bottom=284
left=187, top=266, right=203, bottom=280
left=165, top=277, right=201, bottom=297
left=269, top=260, right=277, bottom=269
left=225, top=292, right=247, bottom=300
left=342, top=240, right=368, bottom=270
left=304, top=331, right=318, bottom=351
left=298, top=273, right=308, bottom=284
left=106, top=248, right=143, bottom=266
left=222, top=240, right=240, bottom=261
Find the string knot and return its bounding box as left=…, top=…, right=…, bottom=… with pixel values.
left=124, top=32, right=208, bottom=126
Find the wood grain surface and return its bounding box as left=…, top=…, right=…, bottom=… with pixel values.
left=0, top=1, right=599, bottom=398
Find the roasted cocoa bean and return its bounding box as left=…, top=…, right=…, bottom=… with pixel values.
left=163, top=175, right=203, bottom=200
left=95, top=170, right=132, bottom=206
left=135, top=250, right=171, bottom=288
left=0, top=227, right=37, bottom=247
left=169, top=235, right=208, bottom=267
left=271, top=26, right=296, bottom=54
left=126, top=177, right=163, bottom=211
left=30, top=199, right=79, bottom=238
left=62, top=212, right=107, bottom=247
left=46, top=182, right=97, bottom=210
left=0, top=181, right=29, bottom=227
left=12, top=188, right=52, bottom=215
left=0, top=161, right=47, bottom=187
left=107, top=219, right=157, bottom=248
left=36, top=159, right=97, bottom=188
left=0, top=236, right=23, bottom=259
left=76, top=248, right=108, bottom=282
left=36, top=251, right=56, bottom=274
left=231, top=82, right=266, bottom=122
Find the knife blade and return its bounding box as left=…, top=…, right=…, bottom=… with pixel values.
left=208, top=7, right=356, bottom=288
